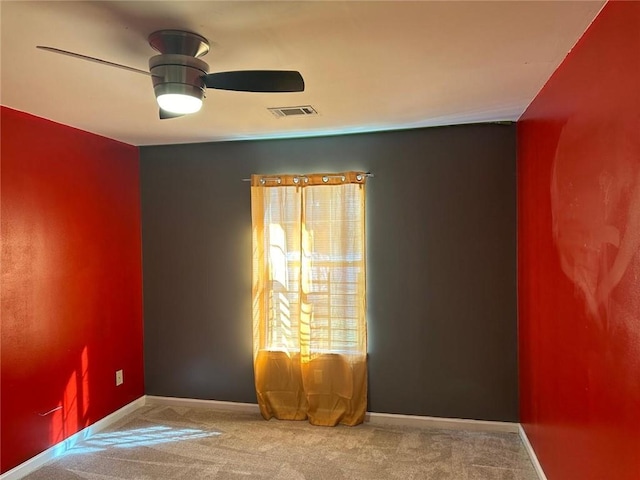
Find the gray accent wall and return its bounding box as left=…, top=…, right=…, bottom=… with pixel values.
left=140, top=123, right=518, bottom=421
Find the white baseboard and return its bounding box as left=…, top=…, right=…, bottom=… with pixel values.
left=144, top=395, right=518, bottom=433
left=365, top=411, right=519, bottom=433
left=519, top=424, right=548, bottom=480
left=0, top=396, right=146, bottom=480
left=144, top=395, right=261, bottom=415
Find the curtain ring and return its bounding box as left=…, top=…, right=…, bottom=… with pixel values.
left=322, top=176, right=329, bottom=183
left=356, top=174, right=363, bottom=181
left=341, top=176, right=346, bottom=182
left=293, top=177, right=299, bottom=184
left=277, top=178, right=282, bottom=184
left=260, top=178, right=266, bottom=185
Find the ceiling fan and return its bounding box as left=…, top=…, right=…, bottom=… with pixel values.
left=37, top=29, right=305, bottom=119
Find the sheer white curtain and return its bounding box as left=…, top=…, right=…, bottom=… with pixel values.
left=251, top=172, right=367, bottom=426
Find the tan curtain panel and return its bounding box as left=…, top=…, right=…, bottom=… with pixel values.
left=251, top=172, right=367, bottom=426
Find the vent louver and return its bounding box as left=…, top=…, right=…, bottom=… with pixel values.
left=268, top=105, right=317, bottom=118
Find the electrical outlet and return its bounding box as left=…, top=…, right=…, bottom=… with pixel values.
left=115, top=369, right=124, bottom=386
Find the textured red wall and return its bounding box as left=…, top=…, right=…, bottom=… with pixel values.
left=1, top=107, right=144, bottom=473
left=518, top=2, right=640, bottom=479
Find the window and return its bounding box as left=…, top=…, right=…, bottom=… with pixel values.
left=252, top=173, right=366, bottom=360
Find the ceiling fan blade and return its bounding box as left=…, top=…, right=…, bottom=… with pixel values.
left=203, top=70, right=304, bottom=93
left=37, top=46, right=151, bottom=76
left=159, top=109, right=185, bottom=120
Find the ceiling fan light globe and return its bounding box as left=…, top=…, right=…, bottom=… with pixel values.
left=157, top=93, right=202, bottom=114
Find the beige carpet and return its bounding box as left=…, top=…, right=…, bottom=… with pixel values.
left=23, top=405, right=538, bottom=479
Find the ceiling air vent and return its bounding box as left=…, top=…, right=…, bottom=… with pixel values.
left=268, top=105, right=318, bottom=118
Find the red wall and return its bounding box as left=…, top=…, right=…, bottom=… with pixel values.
left=518, top=2, right=640, bottom=479
left=1, top=107, right=144, bottom=473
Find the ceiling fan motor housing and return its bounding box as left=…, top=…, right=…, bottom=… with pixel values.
left=149, top=54, right=209, bottom=102
left=148, top=30, right=211, bottom=109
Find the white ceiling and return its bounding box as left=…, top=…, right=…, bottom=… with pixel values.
left=1, top=1, right=604, bottom=146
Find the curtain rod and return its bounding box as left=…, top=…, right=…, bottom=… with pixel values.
left=241, top=172, right=375, bottom=182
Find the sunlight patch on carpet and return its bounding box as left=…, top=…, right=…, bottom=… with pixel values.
left=65, top=426, right=221, bottom=454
